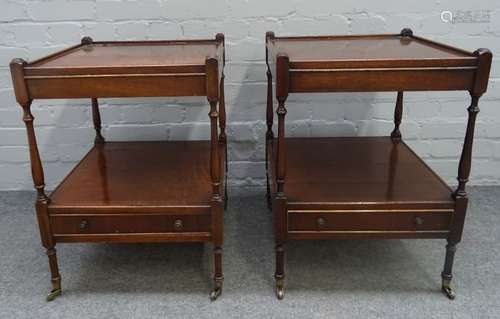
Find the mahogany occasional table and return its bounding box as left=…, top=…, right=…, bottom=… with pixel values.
left=265, top=29, right=492, bottom=300
left=10, top=34, right=227, bottom=301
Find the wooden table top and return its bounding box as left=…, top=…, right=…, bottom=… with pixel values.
left=267, top=33, right=477, bottom=69
left=30, top=40, right=222, bottom=69
left=265, top=31, right=491, bottom=92
left=11, top=35, right=226, bottom=99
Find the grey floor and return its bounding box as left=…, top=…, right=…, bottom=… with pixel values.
left=1, top=187, right=499, bottom=319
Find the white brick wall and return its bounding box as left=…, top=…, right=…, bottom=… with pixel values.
left=1, top=0, right=500, bottom=190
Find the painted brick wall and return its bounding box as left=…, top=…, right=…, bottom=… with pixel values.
left=1, top=0, right=499, bottom=190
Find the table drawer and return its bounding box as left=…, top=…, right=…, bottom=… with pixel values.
left=50, top=214, right=211, bottom=235
left=288, top=210, right=452, bottom=232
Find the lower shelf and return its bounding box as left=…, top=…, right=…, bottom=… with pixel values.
left=268, top=136, right=455, bottom=239
left=49, top=140, right=225, bottom=213
left=268, top=136, right=455, bottom=210
left=47, top=140, right=225, bottom=243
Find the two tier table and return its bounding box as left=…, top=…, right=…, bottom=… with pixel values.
left=10, top=34, right=227, bottom=301
left=265, top=29, right=492, bottom=299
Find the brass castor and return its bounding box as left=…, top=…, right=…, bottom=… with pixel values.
left=441, top=280, right=456, bottom=300
left=276, top=279, right=284, bottom=300
left=46, top=288, right=61, bottom=302
left=210, top=287, right=222, bottom=301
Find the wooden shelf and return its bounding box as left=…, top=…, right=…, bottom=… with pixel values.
left=49, top=141, right=225, bottom=214
left=268, top=137, right=453, bottom=210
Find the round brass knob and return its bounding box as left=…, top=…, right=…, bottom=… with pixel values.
left=79, top=219, right=88, bottom=230
left=174, top=219, right=183, bottom=231
left=317, top=217, right=326, bottom=228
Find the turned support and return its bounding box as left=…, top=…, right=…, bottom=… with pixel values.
left=440, top=93, right=480, bottom=300
left=206, top=57, right=221, bottom=199
left=454, top=95, right=480, bottom=199
left=206, top=55, right=224, bottom=301
left=388, top=90, right=403, bottom=200
left=22, top=103, right=49, bottom=202
left=265, top=32, right=276, bottom=208
left=10, top=58, right=62, bottom=301
left=91, top=98, right=105, bottom=144
left=216, top=33, right=227, bottom=144
left=391, top=91, right=403, bottom=140
left=452, top=48, right=491, bottom=204
left=273, top=53, right=289, bottom=300
left=208, top=101, right=221, bottom=197
left=214, top=34, right=227, bottom=208
left=275, top=54, right=289, bottom=195
left=85, top=36, right=104, bottom=144
left=441, top=48, right=491, bottom=300
left=266, top=32, right=275, bottom=141
left=219, top=72, right=228, bottom=209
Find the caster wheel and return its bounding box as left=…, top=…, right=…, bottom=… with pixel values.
left=46, top=288, right=61, bottom=302
left=276, top=286, right=284, bottom=300
left=210, top=288, right=222, bottom=301
left=442, top=285, right=456, bottom=300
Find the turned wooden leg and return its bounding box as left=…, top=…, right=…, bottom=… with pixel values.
left=210, top=247, right=223, bottom=301
left=207, top=57, right=224, bottom=301
left=274, top=196, right=286, bottom=300
left=441, top=240, right=457, bottom=300
left=209, top=201, right=223, bottom=301
left=218, top=73, right=228, bottom=211
left=46, top=247, right=62, bottom=301
left=275, top=244, right=285, bottom=300
left=441, top=91, right=486, bottom=301
left=273, top=52, right=289, bottom=300
left=35, top=199, right=62, bottom=302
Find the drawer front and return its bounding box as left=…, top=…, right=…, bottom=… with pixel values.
left=288, top=211, right=452, bottom=232
left=50, top=214, right=211, bottom=235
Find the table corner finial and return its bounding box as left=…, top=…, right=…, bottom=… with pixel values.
left=473, top=47, right=492, bottom=58
left=81, top=36, right=93, bottom=45
left=215, top=33, right=225, bottom=42
left=400, top=28, right=413, bottom=37
left=10, top=57, right=27, bottom=67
